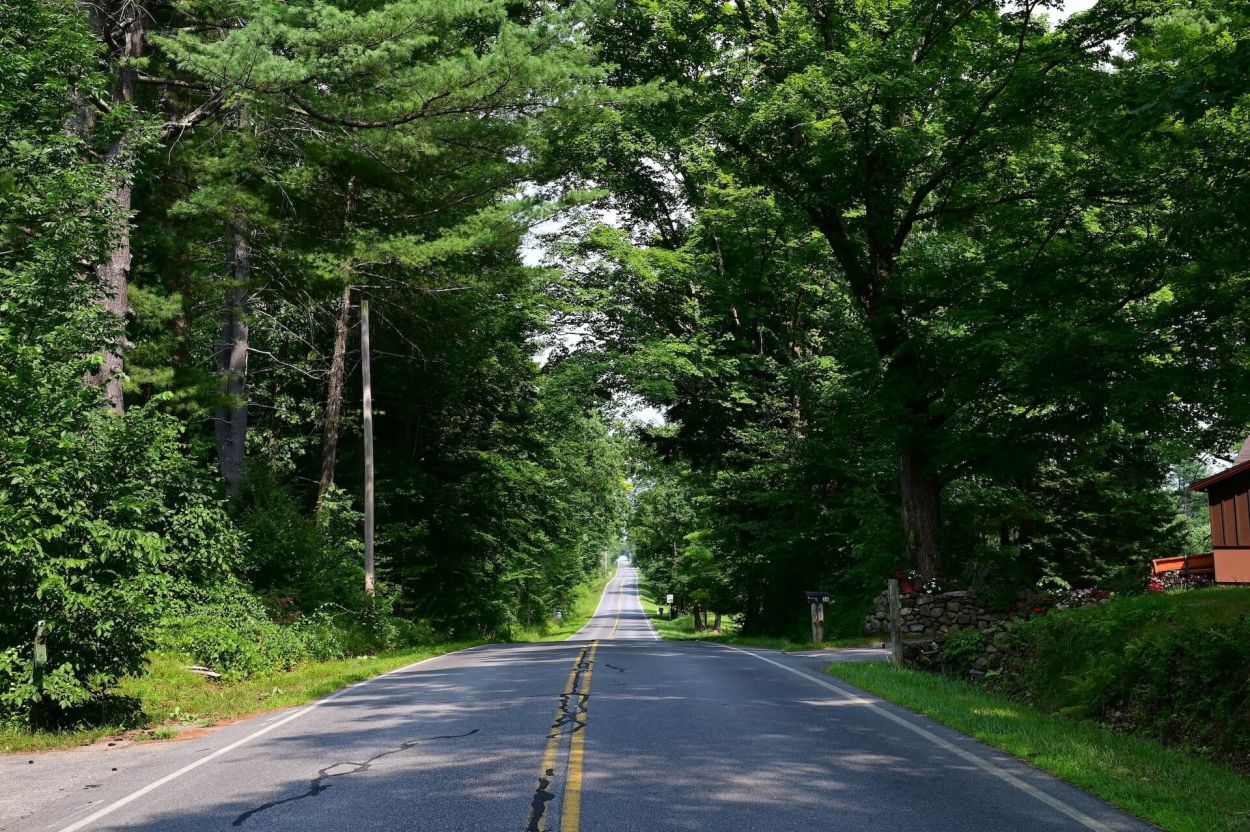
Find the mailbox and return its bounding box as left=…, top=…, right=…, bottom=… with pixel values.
left=805, top=591, right=832, bottom=605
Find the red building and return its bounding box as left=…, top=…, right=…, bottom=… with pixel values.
left=1155, top=438, right=1250, bottom=584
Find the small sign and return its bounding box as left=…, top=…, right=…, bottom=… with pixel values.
left=554, top=608, right=564, bottom=621
left=666, top=594, right=674, bottom=605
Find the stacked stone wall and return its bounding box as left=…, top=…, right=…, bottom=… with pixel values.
left=862, top=589, right=1020, bottom=638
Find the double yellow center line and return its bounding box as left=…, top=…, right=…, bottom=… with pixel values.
left=527, top=604, right=621, bottom=831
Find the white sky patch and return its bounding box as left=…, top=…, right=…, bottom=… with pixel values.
left=1060, top=0, right=1100, bottom=17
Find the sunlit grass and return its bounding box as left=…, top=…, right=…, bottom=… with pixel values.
left=636, top=584, right=877, bottom=650
left=829, top=663, right=1250, bottom=832
left=1, top=642, right=483, bottom=754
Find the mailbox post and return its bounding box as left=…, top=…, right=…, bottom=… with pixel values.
left=805, top=591, right=831, bottom=644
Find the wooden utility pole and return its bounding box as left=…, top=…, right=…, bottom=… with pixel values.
left=361, top=297, right=375, bottom=596
left=888, top=578, right=903, bottom=666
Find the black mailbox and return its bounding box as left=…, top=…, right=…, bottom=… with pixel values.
left=805, top=591, right=832, bottom=604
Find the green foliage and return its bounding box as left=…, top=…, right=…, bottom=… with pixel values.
left=562, top=0, right=1250, bottom=633
left=0, top=0, right=244, bottom=723
left=0, top=401, right=246, bottom=721
left=990, top=589, right=1250, bottom=767
left=162, top=589, right=310, bottom=680
left=235, top=475, right=367, bottom=613
left=940, top=629, right=988, bottom=678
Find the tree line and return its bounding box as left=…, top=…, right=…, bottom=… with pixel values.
left=2, top=0, right=1248, bottom=720
left=579, top=0, right=1250, bottom=634
left=1, top=0, right=627, bottom=722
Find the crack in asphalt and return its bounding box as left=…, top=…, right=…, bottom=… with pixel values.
left=525, top=650, right=593, bottom=832
left=231, top=729, right=479, bottom=826
left=604, top=664, right=625, bottom=673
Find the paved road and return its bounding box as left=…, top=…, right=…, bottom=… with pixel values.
left=1, top=565, right=1154, bottom=832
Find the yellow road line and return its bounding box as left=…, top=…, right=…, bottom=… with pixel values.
left=561, top=640, right=597, bottom=832
left=607, top=574, right=625, bottom=639
left=539, top=645, right=586, bottom=780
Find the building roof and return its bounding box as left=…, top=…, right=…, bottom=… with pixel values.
left=1191, top=437, right=1250, bottom=492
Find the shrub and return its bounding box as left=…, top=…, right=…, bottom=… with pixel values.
left=941, top=628, right=987, bottom=677
left=989, top=588, right=1250, bottom=766
left=234, top=475, right=368, bottom=614
left=0, top=405, right=244, bottom=724
left=159, top=585, right=309, bottom=680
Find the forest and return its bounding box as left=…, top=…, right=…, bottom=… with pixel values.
left=2, top=0, right=1249, bottom=725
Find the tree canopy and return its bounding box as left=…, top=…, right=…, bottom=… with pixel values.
left=1, top=0, right=1247, bottom=716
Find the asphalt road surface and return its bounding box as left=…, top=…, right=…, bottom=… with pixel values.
left=1, top=565, right=1154, bottom=832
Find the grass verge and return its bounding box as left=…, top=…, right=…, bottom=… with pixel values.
left=828, top=662, right=1250, bottom=832
left=637, top=584, right=878, bottom=650
left=511, top=571, right=612, bottom=642
left=1, top=641, right=483, bottom=755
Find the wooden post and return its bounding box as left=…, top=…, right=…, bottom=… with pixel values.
left=888, top=578, right=903, bottom=666
left=360, top=297, right=375, bottom=597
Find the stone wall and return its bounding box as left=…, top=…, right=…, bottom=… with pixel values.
left=862, top=589, right=1019, bottom=638
left=899, top=629, right=1013, bottom=678
left=866, top=587, right=1110, bottom=678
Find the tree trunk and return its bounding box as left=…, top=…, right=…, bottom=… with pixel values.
left=361, top=298, right=375, bottom=597
left=80, top=0, right=145, bottom=413
left=317, top=283, right=353, bottom=507
left=215, top=223, right=251, bottom=499
left=317, top=179, right=358, bottom=509
left=712, top=611, right=722, bottom=634
left=86, top=181, right=132, bottom=413
left=899, top=445, right=942, bottom=580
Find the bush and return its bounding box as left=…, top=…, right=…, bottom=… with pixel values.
left=0, top=405, right=244, bottom=724
left=159, top=585, right=315, bottom=680
left=234, top=475, right=368, bottom=614
left=158, top=582, right=441, bottom=679
left=941, top=628, right=987, bottom=677
left=990, top=588, right=1250, bottom=766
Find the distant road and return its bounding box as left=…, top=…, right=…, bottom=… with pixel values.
left=1, top=564, right=1152, bottom=831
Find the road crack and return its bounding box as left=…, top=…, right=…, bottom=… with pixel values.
left=525, top=647, right=594, bottom=832
left=232, top=729, right=479, bottom=826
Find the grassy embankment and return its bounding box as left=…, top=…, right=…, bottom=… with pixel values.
left=3, top=571, right=616, bottom=755
left=637, top=582, right=877, bottom=650
left=3, top=567, right=624, bottom=756
left=512, top=570, right=612, bottom=642
left=830, top=588, right=1250, bottom=832
left=830, top=662, right=1250, bottom=832
left=1, top=641, right=484, bottom=755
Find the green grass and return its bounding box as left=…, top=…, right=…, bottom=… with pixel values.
left=828, top=662, right=1250, bottom=832
left=636, top=584, right=878, bottom=650
left=637, top=585, right=699, bottom=638
left=1, top=642, right=482, bottom=755
left=512, top=571, right=613, bottom=642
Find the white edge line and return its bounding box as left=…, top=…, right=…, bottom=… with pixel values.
left=713, top=643, right=1116, bottom=832
left=632, top=569, right=661, bottom=640
left=55, top=644, right=491, bottom=832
